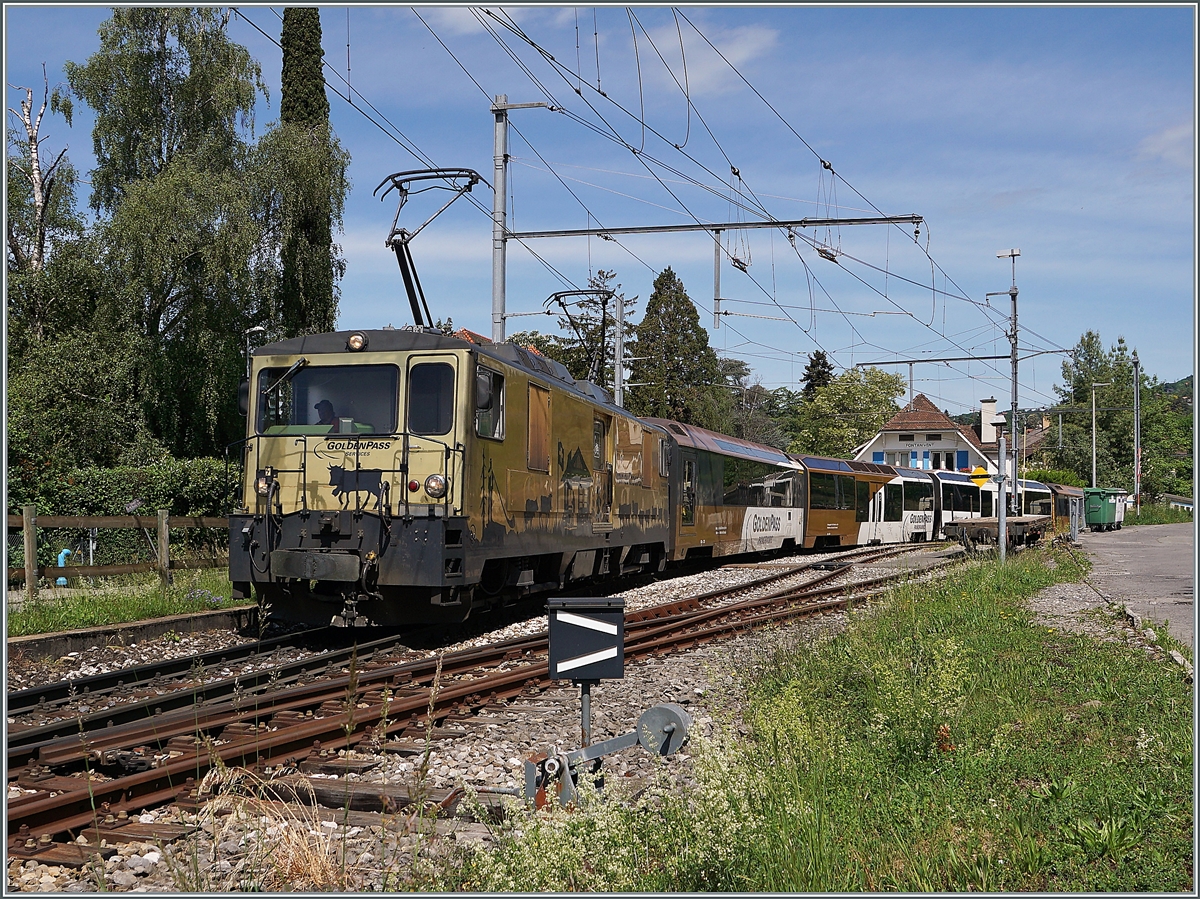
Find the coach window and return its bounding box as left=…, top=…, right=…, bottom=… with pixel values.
left=904, top=480, right=934, bottom=512
left=884, top=483, right=903, bottom=521
left=810, top=472, right=837, bottom=510
left=855, top=479, right=870, bottom=522
left=837, top=475, right=857, bottom=511
left=659, top=438, right=671, bottom=477
left=528, top=384, right=551, bottom=471
left=475, top=367, right=504, bottom=439
left=981, top=489, right=993, bottom=517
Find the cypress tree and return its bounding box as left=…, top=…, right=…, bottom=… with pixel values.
left=281, top=8, right=329, bottom=126
left=278, top=7, right=337, bottom=336
left=627, top=267, right=728, bottom=430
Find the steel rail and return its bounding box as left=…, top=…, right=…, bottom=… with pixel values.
left=9, top=543, right=904, bottom=743
left=8, top=546, right=956, bottom=845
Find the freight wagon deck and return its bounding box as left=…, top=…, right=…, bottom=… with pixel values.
left=943, top=515, right=1050, bottom=547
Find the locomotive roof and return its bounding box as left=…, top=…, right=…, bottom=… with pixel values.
left=253, top=327, right=661, bottom=425
left=641, top=418, right=796, bottom=467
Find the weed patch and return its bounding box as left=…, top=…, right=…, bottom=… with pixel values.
left=6, top=568, right=242, bottom=636
left=439, top=547, right=1193, bottom=892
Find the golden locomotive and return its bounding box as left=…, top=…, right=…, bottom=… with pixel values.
left=229, top=327, right=673, bottom=625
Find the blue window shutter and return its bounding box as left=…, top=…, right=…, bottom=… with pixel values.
left=922, top=450, right=930, bottom=469
left=956, top=450, right=968, bottom=471
left=873, top=451, right=884, bottom=463
left=910, top=450, right=918, bottom=467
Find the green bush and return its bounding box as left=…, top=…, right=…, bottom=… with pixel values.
left=8, top=458, right=234, bottom=569
left=1024, top=468, right=1086, bottom=488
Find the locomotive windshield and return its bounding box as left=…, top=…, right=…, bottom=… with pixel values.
left=257, top=364, right=398, bottom=435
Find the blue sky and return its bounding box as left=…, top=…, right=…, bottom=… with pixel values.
left=5, top=4, right=1195, bottom=418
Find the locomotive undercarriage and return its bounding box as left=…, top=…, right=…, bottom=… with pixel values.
left=230, top=509, right=667, bottom=627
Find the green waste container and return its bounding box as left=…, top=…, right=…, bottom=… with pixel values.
left=1084, top=487, right=1124, bottom=532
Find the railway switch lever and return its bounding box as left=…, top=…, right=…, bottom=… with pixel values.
left=524, top=702, right=693, bottom=809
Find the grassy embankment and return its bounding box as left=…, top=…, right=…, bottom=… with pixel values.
left=430, top=545, right=1193, bottom=892
left=6, top=568, right=242, bottom=637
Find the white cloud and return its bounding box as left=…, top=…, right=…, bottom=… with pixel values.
left=671, top=23, right=780, bottom=97
left=420, top=7, right=482, bottom=37
left=1136, top=121, right=1193, bottom=169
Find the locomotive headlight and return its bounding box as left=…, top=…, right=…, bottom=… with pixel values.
left=347, top=332, right=368, bottom=351
left=424, top=474, right=449, bottom=498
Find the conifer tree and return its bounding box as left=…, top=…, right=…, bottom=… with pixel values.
left=627, top=267, right=727, bottom=430
left=801, top=349, right=835, bottom=401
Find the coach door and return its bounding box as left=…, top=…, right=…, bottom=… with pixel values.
left=866, top=482, right=885, bottom=544
left=680, top=450, right=697, bottom=528
left=405, top=355, right=461, bottom=508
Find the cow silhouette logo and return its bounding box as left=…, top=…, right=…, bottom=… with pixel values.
left=328, top=465, right=386, bottom=509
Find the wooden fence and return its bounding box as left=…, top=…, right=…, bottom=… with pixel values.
left=7, top=506, right=228, bottom=603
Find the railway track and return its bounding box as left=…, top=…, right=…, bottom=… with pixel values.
left=6, top=542, right=960, bottom=862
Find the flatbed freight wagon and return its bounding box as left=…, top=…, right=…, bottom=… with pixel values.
left=942, top=515, right=1050, bottom=547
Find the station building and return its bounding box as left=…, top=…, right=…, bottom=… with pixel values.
left=852, top=394, right=1007, bottom=474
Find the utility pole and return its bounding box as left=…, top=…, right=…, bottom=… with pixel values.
left=997, top=430, right=1007, bottom=563
left=989, top=248, right=1020, bottom=514
left=1132, top=351, right=1141, bottom=516
left=491, top=95, right=550, bottom=343
left=1092, top=381, right=1112, bottom=488
left=614, top=289, right=625, bottom=407
left=713, top=230, right=722, bottom=330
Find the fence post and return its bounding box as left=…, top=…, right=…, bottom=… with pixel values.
left=157, top=509, right=172, bottom=587
left=23, top=504, right=37, bottom=604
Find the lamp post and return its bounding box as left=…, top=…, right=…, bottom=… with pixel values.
left=992, top=415, right=1009, bottom=563
left=1091, top=381, right=1112, bottom=488
left=1132, top=352, right=1141, bottom=515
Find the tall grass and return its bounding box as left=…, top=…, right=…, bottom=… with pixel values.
left=6, top=568, right=243, bottom=637
left=1122, top=503, right=1193, bottom=526
left=443, top=547, right=1194, bottom=892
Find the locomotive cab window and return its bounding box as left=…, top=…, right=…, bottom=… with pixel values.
left=408, top=363, right=455, bottom=435
left=475, top=367, right=505, bottom=439
left=257, top=364, right=397, bottom=436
